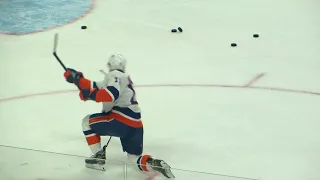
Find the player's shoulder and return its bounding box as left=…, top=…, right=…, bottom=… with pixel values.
left=106, top=70, right=129, bottom=81
left=108, top=70, right=127, bottom=76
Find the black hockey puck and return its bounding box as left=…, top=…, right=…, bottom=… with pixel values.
left=231, top=43, right=237, bottom=47
left=81, top=25, right=87, bottom=29
left=178, top=27, right=183, bottom=32
left=253, top=34, right=259, bottom=38
left=171, top=29, right=177, bottom=33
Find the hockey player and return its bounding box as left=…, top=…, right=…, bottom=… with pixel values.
left=63, top=54, right=175, bottom=178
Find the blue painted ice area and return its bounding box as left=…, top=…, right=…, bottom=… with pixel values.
left=0, top=0, right=92, bottom=35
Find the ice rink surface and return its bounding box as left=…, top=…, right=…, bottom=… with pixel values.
left=0, top=0, right=320, bottom=180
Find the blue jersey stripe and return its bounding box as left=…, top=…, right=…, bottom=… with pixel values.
left=93, top=81, right=98, bottom=89
left=113, top=106, right=141, bottom=119
left=83, top=130, right=95, bottom=135
left=107, top=86, right=119, bottom=101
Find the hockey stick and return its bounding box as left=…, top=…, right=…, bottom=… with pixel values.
left=104, top=136, right=112, bottom=150
left=53, top=33, right=68, bottom=71
left=53, top=33, right=81, bottom=90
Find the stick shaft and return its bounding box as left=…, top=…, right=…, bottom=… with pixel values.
left=53, top=52, right=68, bottom=71
left=103, top=136, right=112, bottom=151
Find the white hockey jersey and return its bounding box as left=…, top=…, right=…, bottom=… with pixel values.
left=78, top=70, right=142, bottom=128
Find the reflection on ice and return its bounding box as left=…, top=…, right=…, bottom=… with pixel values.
left=0, top=145, right=259, bottom=180
left=0, top=145, right=125, bottom=180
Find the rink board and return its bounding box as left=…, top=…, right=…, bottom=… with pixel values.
left=0, top=146, right=256, bottom=180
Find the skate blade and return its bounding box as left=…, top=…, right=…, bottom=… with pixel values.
left=85, top=163, right=106, bottom=171
left=160, top=161, right=175, bottom=179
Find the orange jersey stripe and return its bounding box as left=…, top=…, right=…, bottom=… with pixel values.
left=89, top=116, right=113, bottom=125
left=88, top=112, right=142, bottom=128
left=96, top=89, right=113, bottom=102
left=111, top=112, right=143, bottom=128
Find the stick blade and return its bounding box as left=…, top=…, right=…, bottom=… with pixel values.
left=53, top=33, right=59, bottom=53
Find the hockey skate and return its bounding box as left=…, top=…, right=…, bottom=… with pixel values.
left=148, top=158, right=175, bottom=178
left=85, top=145, right=106, bottom=171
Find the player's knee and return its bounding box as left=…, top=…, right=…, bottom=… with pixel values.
left=82, top=114, right=91, bottom=131
left=128, top=154, right=153, bottom=172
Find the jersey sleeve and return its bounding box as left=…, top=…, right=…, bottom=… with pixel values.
left=78, top=78, right=100, bottom=89
left=94, top=75, right=120, bottom=103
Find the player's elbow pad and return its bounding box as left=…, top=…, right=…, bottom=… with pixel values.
left=95, top=86, right=119, bottom=102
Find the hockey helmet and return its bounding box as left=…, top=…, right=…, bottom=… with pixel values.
left=107, top=54, right=127, bottom=72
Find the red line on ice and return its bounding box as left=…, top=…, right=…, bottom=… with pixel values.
left=244, top=73, right=266, bottom=87
left=0, top=84, right=320, bottom=103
